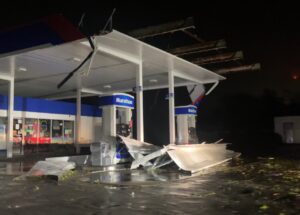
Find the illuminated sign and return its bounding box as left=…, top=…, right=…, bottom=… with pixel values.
left=175, top=105, right=197, bottom=115
left=99, top=93, right=135, bottom=109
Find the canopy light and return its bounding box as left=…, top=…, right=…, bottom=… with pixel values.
left=103, top=85, right=112, bottom=89
left=18, top=67, right=27, bottom=72
left=72, top=57, right=81, bottom=62
left=149, top=79, right=158, bottom=83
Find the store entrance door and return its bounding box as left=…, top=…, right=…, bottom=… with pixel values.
left=13, top=119, right=23, bottom=155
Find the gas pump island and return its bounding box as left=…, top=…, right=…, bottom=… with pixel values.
left=89, top=93, right=239, bottom=173
left=91, top=93, right=134, bottom=166
left=175, top=105, right=198, bottom=144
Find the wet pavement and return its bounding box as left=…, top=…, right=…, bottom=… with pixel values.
left=0, top=157, right=299, bottom=214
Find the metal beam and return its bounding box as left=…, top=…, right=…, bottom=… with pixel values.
left=182, top=29, right=204, bottom=43
left=104, top=81, right=197, bottom=95
left=81, top=41, right=140, bottom=65
left=214, top=63, right=261, bottom=75
left=173, top=70, right=218, bottom=85
left=192, top=51, right=243, bottom=65
left=42, top=82, right=200, bottom=101
left=205, top=81, right=219, bottom=95
left=0, top=72, right=14, bottom=81
left=143, top=81, right=196, bottom=91
left=128, top=17, right=195, bottom=39
left=168, top=40, right=226, bottom=56
left=45, top=93, right=93, bottom=100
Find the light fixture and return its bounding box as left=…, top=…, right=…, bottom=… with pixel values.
left=72, top=57, right=81, bottom=62
left=103, top=85, right=112, bottom=89
left=18, top=67, right=27, bottom=72
left=149, top=79, right=158, bottom=83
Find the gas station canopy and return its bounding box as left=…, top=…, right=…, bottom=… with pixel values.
left=0, top=30, right=225, bottom=99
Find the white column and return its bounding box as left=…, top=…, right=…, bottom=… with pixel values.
left=136, top=61, right=144, bottom=142
left=168, top=69, right=175, bottom=145
left=6, top=79, right=14, bottom=158
left=75, top=87, right=81, bottom=154
left=176, top=115, right=188, bottom=144
left=6, top=57, right=15, bottom=158
left=102, top=106, right=116, bottom=137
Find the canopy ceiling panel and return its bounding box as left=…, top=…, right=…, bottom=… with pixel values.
left=82, top=62, right=137, bottom=88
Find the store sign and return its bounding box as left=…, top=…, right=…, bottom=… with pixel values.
left=99, top=94, right=135, bottom=109
left=175, top=105, right=197, bottom=115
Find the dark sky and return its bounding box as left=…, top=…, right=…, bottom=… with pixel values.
left=1, top=1, right=300, bottom=98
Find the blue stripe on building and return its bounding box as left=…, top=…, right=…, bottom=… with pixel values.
left=0, top=95, right=102, bottom=117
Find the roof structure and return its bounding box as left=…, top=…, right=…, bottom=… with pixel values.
left=0, top=30, right=224, bottom=99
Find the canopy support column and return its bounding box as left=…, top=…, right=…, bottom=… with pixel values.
left=6, top=57, right=15, bottom=158
left=168, top=69, right=175, bottom=145
left=75, top=76, right=81, bottom=154
left=136, top=61, right=144, bottom=142
left=6, top=78, right=14, bottom=158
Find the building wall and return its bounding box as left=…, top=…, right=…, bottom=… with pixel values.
left=0, top=95, right=103, bottom=149
left=274, top=116, right=300, bottom=143
left=0, top=109, right=102, bottom=149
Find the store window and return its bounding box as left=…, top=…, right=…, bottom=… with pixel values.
left=52, top=120, right=63, bottom=144
left=13, top=119, right=22, bottom=145
left=39, top=119, right=51, bottom=144
left=24, top=118, right=38, bottom=144
left=64, top=121, right=74, bottom=144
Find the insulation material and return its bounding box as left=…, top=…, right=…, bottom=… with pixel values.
left=24, top=160, right=75, bottom=179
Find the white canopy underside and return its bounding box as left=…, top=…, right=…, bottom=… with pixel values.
left=0, top=30, right=225, bottom=98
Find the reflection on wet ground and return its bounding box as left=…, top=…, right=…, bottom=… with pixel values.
left=0, top=157, right=300, bottom=214
left=0, top=161, right=35, bottom=175
left=89, top=168, right=192, bottom=185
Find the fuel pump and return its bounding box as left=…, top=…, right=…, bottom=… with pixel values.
left=90, top=93, right=134, bottom=166
left=175, top=105, right=198, bottom=144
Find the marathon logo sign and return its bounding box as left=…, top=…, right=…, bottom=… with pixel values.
left=116, top=97, right=133, bottom=106
left=188, top=108, right=197, bottom=114
left=99, top=94, right=135, bottom=109
left=175, top=105, right=197, bottom=116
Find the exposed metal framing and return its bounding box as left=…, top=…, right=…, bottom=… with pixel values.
left=214, top=63, right=261, bottom=75
left=128, top=17, right=195, bottom=39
